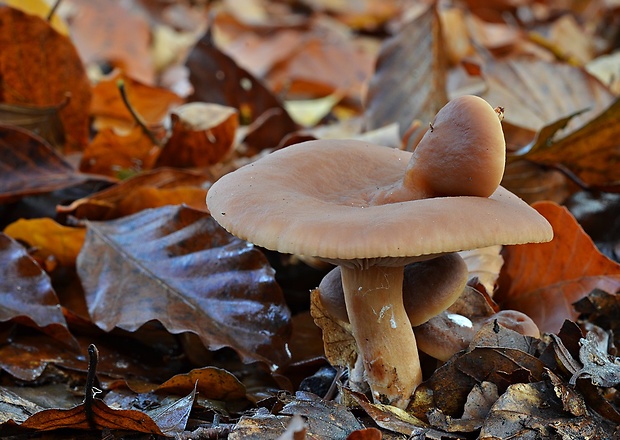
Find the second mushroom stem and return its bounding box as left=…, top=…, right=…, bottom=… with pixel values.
left=340, top=264, right=422, bottom=409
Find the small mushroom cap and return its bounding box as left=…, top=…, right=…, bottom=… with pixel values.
left=207, top=139, right=553, bottom=260
left=318, top=253, right=468, bottom=326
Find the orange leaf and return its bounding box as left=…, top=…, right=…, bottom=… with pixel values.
left=4, top=218, right=86, bottom=267
left=91, top=71, right=184, bottom=131
left=79, top=126, right=159, bottom=178
left=0, top=6, right=91, bottom=152
left=496, top=201, right=620, bottom=334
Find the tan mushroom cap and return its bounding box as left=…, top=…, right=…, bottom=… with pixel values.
left=207, top=139, right=553, bottom=260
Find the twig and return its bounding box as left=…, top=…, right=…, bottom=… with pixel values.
left=117, top=80, right=162, bottom=147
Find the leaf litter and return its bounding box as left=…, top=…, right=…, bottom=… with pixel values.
left=0, top=0, right=619, bottom=438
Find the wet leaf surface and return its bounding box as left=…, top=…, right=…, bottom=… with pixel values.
left=77, top=205, right=292, bottom=367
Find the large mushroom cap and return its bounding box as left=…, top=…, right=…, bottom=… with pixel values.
left=207, top=139, right=553, bottom=260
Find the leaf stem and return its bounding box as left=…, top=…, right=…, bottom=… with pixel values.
left=117, top=80, right=162, bottom=147
left=46, top=0, right=62, bottom=22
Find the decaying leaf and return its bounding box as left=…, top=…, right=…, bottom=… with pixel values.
left=569, top=331, right=620, bottom=387
left=496, top=201, right=620, bottom=333
left=0, top=6, right=91, bottom=152
left=153, top=366, right=246, bottom=401
left=77, top=205, right=292, bottom=367
left=364, top=2, right=448, bottom=149
left=309, top=288, right=356, bottom=369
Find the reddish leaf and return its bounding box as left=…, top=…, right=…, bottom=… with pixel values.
left=186, top=29, right=298, bottom=143
left=57, top=168, right=212, bottom=221
left=79, top=125, right=160, bottom=178
left=154, top=366, right=246, bottom=401
left=364, top=2, right=448, bottom=149
left=496, top=201, right=620, bottom=334
left=0, top=233, right=78, bottom=348
left=20, top=398, right=164, bottom=434
left=0, top=6, right=91, bottom=152
left=77, top=205, right=291, bottom=367
left=0, top=125, right=100, bottom=203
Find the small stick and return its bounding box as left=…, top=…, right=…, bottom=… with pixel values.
left=117, top=80, right=162, bottom=147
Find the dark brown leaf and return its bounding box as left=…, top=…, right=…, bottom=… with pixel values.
left=364, top=2, right=448, bottom=149
left=0, top=233, right=78, bottom=349
left=186, top=29, right=298, bottom=146
left=77, top=205, right=292, bottom=367
left=0, top=125, right=102, bottom=204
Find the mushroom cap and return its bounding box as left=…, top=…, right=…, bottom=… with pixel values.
left=206, top=139, right=553, bottom=260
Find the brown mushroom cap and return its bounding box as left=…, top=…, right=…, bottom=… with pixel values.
left=207, top=139, right=553, bottom=260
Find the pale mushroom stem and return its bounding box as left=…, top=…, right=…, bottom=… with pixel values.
left=340, top=264, right=421, bottom=408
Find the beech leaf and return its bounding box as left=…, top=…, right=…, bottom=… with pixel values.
left=364, top=2, right=448, bottom=149
left=77, top=205, right=292, bottom=367
left=496, top=201, right=620, bottom=334
left=0, top=233, right=78, bottom=349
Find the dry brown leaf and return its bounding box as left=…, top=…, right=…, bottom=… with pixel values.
left=364, top=2, right=448, bottom=149
left=496, top=201, right=620, bottom=334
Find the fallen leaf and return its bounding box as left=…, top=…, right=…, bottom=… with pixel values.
left=57, top=167, right=212, bottom=221
left=186, top=28, right=298, bottom=143
left=496, top=201, right=620, bottom=334
left=0, top=101, right=66, bottom=148
left=0, top=5, right=91, bottom=152
left=4, top=218, right=85, bottom=267
left=67, top=0, right=155, bottom=84
left=3, top=0, right=69, bottom=35
left=0, top=125, right=96, bottom=203
left=154, top=366, right=246, bottom=401
left=77, top=205, right=292, bottom=367
left=90, top=70, right=184, bottom=131
left=523, top=97, right=620, bottom=190
left=0, top=233, right=78, bottom=348
left=364, top=2, right=448, bottom=149
left=155, top=102, right=239, bottom=168
left=79, top=125, right=160, bottom=178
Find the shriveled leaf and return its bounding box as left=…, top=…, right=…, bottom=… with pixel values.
left=4, top=218, right=85, bottom=267
left=77, top=205, right=291, bottom=367
left=0, top=233, right=78, bottom=348
left=230, top=410, right=296, bottom=439
left=364, top=2, right=448, bottom=149
left=57, top=167, right=212, bottom=221
left=569, top=331, right=620, bottom=387
left=0, top=6, right=91, bottom=152
left=280, top=391, right=364, bottom=438
left=186, top=28, right=298, bottom=145
left=479, top=381, right=614, bottom=439
left=344, top=390, right=430, bottom=436
left=0, top=125, right=96, bottom=203
left=309, top=288, right=356, bottom=369
left=68, top=0, right=154, bottom=84
left=79, top=125, right=160, bottom=178
left=156, top=102, right=239, bottom=168
left=496, top=201, right=620, bottom=334
left=90, top=71, right=184, bottom=131
left=524, top=97, right=620, bottom=190
left=155, top=366, right=246, bottom=401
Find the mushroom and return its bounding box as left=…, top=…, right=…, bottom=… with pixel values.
left=206, top=95, right=553, bottom=408
left=317, top=261, right=540, bottom=363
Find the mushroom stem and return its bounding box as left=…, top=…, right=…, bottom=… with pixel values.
left=340, top=264, right=421, bottom=408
